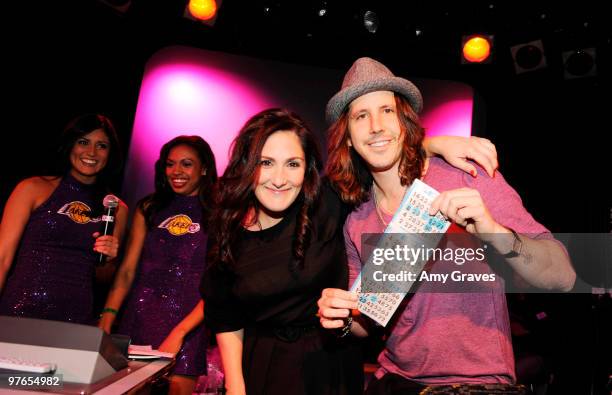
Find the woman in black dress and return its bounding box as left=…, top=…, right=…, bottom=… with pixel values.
left=203, top=108, right=362, bottom=395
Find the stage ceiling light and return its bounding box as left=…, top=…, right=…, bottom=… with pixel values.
left=185, top=0, right=222, bottom=25
left=563, top=48, right=597, bottom=79
left=363, top=10, right=379, bottom=34
left=511, top=40, right=547, bottom=74
left=462, top=35, right=493, bottom=64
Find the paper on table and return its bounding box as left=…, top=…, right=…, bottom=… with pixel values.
left=128, top=344, right=175, bottom=359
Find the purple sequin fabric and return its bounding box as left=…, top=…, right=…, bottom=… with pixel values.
left=0, top=174, right=103, bottom=324
left=118, top=194, right=207, bottom=376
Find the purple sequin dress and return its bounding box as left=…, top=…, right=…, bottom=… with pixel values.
left=118, top=194, right=207, bottom=376
left=0, top=174, right=104, bottom=324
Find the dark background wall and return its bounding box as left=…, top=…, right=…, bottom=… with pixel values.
left=1, top=1, right=610, bottom=393
left=2, top=0, right=609, bottom=232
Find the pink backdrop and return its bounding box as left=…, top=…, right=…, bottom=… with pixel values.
left=122, top=46, right=473, bottom=210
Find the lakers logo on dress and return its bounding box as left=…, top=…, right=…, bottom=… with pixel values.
left=57, top=201, right=100, bottom=224
left=158, top=214, right=201, bottom=236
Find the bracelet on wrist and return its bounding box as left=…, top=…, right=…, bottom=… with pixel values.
left=336, top=317, right=353, bottom=338
left=100, top=307, right=118, bottom=316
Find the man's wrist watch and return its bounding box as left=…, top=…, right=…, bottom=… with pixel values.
left=502, top=228, right=523, bottom=258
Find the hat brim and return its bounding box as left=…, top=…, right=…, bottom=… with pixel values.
left=325, top=77, right=423, bottom=124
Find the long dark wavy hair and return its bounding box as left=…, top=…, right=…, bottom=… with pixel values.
left=139, top=135, right=218, bottom=229
left=208, top=108, right=322, bottom=273
left=326, top=94, right=426, bottom=206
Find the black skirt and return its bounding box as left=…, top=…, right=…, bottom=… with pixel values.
left=242, top=325, right=364, bottom=395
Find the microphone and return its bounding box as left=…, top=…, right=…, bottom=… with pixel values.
left=98, top=194, right=119, bottom=265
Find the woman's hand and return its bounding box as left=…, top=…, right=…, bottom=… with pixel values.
left=92, top=232, right=119, bottom=259
left=97, top=313, right=115, bottom=334
left=423, top=136, right=498, bottom=177
left=158, top=328, right=186, bottom=355
left=317, top=288, right=358, bottom=329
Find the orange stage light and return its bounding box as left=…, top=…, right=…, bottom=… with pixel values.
left=188, top=0, right=217, bottom=21
left=462, top=36, right=492, bottom=63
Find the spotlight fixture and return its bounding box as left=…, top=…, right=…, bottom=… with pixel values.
left=363, top=10, right=379, bottom=34
left=318, top=1, right=328, bottom=17
left=563, top=48, right=597, bottom=79
left=511, top=40, right=547, bottom=74
left=462, top=35, right=493, bottom=63
left=184, top=0, right=222, bottom=25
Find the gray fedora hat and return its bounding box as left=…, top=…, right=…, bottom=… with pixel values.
left=325, top=57, right=423, bottom=124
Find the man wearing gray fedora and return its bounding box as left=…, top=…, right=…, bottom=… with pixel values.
left=317, top=57, right=575, bottom=394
